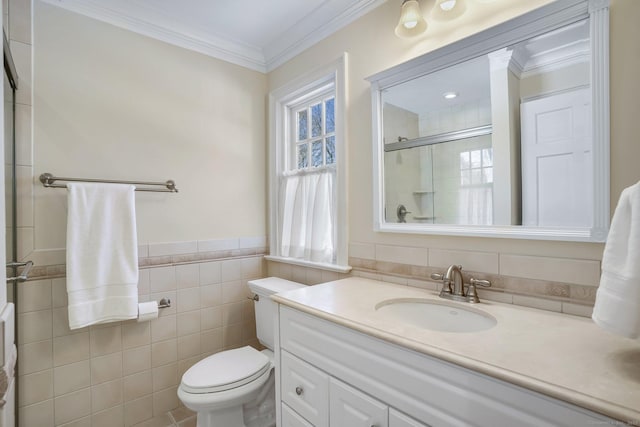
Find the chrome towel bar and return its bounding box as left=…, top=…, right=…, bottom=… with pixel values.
left=6, top=261, right=33, bottom=282
left=39, top=173, right=178, bottom=193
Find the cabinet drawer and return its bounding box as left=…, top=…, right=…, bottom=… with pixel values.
left=330, top=378, right=388, bottom=427
left=390, top=408, right=430, bottom=427
left=281, top=350, right=329, bottom=427
left=282, top=403, right=315, bottom=427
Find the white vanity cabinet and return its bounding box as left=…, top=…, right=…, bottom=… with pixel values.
left=276, top=305, right=615, bottom=427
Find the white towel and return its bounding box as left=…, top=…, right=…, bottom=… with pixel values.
left=592, top=181, right=640, bottom=339
left=66, top=183, right=139, bottom=329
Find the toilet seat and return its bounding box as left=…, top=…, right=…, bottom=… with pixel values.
left=181, top=346, right=270, bottom=394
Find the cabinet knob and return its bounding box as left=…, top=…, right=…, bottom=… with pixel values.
left=295, top=386, right=303, bottom=396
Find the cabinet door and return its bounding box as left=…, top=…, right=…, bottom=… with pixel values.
left=281, top=350, right=329, bottom=427
left=329, top=378, right=388, bottom=427
left=389, top=408, right=430, bottom=427
left=282, top=403, right=315, bottom=427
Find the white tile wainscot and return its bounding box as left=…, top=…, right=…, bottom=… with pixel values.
left=272, top=278, right=640, bottom=427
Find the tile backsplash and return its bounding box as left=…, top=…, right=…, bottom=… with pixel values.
left=267, top=241, right=599, bottom=319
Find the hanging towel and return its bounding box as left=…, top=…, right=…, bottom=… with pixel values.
left=66, top=183, right=139, bottom=329
left=592, top=181, right=640, bottom=339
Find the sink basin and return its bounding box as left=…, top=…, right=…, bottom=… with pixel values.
left=375, top=298, right=497, bottom=333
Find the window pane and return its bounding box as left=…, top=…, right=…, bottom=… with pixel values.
left=326, top=136, right=335, bottom=165
left=471, top=150, right=481, bottom=168
left=460, top=152, right=470, bottom=170
left=482, top=148, right=493, bottom=167
left=483, top=167, right=493, bottom=183
left=297, top=110, right=308, bottom=141
left=461, top=170, right=471, bottom=186
left=297, top=144, right=308, bottom=169
left=325, top=98, right=335, bottom=133
left=471, top=168, right=482, bottom=184
left=311, top=103, right=322, bottom=138
left=312, top=140, right=323, bottom=167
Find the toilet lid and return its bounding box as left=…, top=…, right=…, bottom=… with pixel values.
left=181, top=346, right=270, bottom=394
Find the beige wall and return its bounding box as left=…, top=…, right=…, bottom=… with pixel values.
left=33, top=1, right=268, bottom=253
left=268, top=0, right=640, bottom=263
left=16, top=2, right=271, bottom=426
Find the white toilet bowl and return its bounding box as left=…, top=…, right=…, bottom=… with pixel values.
left=177, top=277, right=304, bottom=427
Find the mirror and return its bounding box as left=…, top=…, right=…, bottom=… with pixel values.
left=368, top=0, right=609, bottom=241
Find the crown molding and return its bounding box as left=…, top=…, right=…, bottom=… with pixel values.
left=264, top=0, right=387, bottom=72
left=41, top=0, right=268, bottom=72
left=41, top=0, right=387, bottom=74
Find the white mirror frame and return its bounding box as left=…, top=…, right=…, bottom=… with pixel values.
left=368, top=0, right=610, bottom=242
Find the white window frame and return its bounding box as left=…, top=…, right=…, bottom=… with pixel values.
left=266, top=54, right=350, bottom=273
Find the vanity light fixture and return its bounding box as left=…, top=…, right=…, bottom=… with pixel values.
left=443, top=91, right=458, bottom=99
left=395, top=0, right=427, bottom=38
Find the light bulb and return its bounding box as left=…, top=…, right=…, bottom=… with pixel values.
left=395, top=0, right=427, bottom=38
left=404, top=20, right=418, bottom=29
left=439, top=0, right=457, bottom=11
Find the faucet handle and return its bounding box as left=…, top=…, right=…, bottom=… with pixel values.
left=470, top=278, right=491, bottom=287
left=466, top=277, right=491, bottom=303
left=430, top=273, right=444, bottom=281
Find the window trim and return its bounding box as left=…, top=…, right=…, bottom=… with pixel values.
left=267, top=54, right=350, bottom=272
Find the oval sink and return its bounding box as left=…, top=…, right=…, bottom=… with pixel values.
left=375, top=298, right=497, bottom=333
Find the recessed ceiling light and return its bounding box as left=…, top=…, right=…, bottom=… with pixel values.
left=443, top=92, right=458, bottom=99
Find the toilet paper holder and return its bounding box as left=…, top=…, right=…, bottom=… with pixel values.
left=158, top=298, right=171, bottom=309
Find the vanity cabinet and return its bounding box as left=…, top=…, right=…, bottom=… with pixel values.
left=276, top=305, right=615, bottom=427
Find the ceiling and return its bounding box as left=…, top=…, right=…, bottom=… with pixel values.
left=41, top=0, right=387, bottom=73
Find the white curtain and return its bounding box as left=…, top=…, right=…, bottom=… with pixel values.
left=458, top=186, right=493, bottom=225
left=279, top=169, right=335, bottom=263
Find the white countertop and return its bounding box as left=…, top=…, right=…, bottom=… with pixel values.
left=271, top=277, right=640, bottom=423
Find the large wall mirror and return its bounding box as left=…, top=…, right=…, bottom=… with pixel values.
left=368, top=0, right=609, bottom=242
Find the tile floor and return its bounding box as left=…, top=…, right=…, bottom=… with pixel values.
left=133, top=407, right=196, bottom=427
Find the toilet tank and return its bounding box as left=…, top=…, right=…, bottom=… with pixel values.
left=248, top=277, right=305, bottom=350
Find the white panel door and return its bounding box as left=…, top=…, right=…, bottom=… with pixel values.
left=521, top=88, right=592, bottom=227
left=329, top=378, right=388, bottom=427
left=389, top=409, right=430, bottom=427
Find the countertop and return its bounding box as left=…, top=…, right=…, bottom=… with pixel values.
left=271, top=277, right=640, bottom=423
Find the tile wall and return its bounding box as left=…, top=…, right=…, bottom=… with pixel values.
left=5, top=0, right=35, bottom=264
left=18, top=249, right=265, bottom=427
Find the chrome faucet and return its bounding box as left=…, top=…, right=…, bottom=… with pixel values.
left=445, top=264, right=465, bottom=297
left=431, top=264, right=491, bottom=303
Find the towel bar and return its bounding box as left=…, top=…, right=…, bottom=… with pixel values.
left=39, top=173, right=178, bottom=193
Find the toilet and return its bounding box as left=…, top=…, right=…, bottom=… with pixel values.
left=177, top=277, right=304, bottom=427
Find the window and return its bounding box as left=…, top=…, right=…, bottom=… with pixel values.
left=267, top=55, right=350, bottom=272
left=459, top=148, right=493, bottom=187
left=294, top=95, right=336, bottom=169
left=458, top=148, right=493, bottom=225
